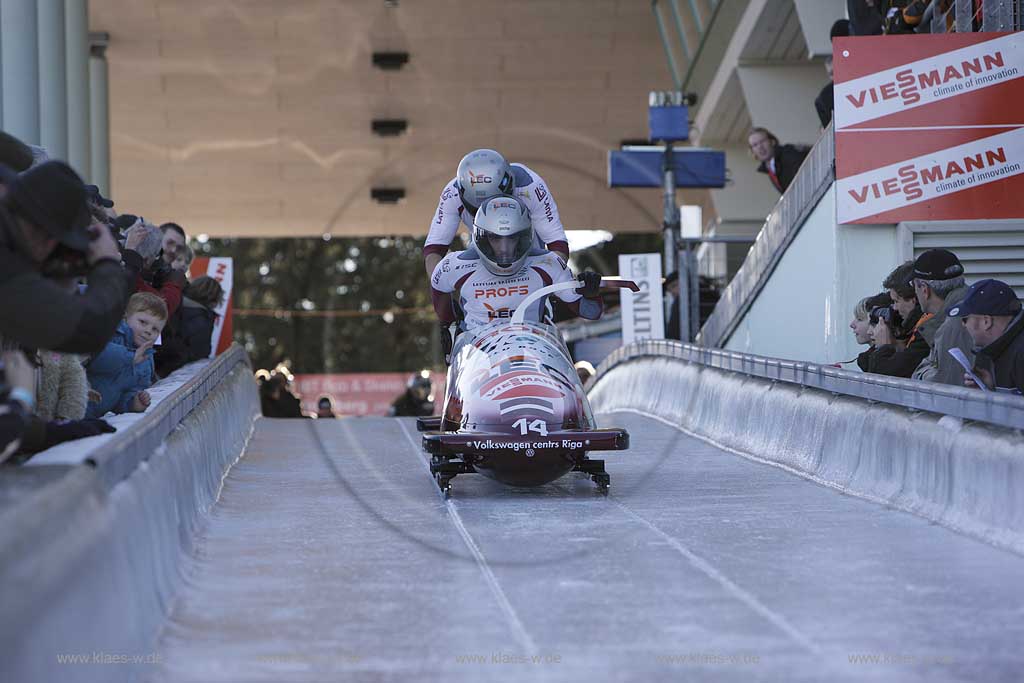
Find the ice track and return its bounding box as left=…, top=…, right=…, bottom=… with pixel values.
left=148, top=414, right=1024, bottom=682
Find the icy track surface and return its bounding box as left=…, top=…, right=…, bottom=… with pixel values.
left=149, top=414, right=1024, bottom=682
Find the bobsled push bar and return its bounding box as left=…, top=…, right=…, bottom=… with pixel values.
left=510, top=277, right=639, bottom=324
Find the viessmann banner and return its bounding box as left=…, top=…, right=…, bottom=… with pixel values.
left=834, top=33, right=1024, bottom=224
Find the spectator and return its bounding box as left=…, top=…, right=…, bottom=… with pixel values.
left=121, top=218, right=186, bottom=316
left=172, top=244, right=194, bottom=274
left=910, top=249, right=974, bottom=384
left=948, top=279, right=1024, bottom=394
left=86, top=292, right=168, bottom=418
left=814, top=19, right=851, bottom=127
left=1, top=350, right=37, bottom=463
left=155, top=275, right=223, bottom=377
left=851, top=292, right=891, bottom=371
left=36, top=349, right=88, bottom=422
left=883, top=0, right=931, bottom=34
left=316, top=396, right=337, bottom=419
left=847, top=0, right=884, bottom=36
left=259, top=373, right=305, bottom=418
left=159, top=222, right=187, bottom=266
left=0, top=160, right=126, bottom=354
left=664, top=271, right=681, bottom=341
left=865, top=261, right=933, bottom=377
left=1, top=349, right=114, bottom=465
left=748, top=127, right=810, bottom=194
left=35, top=277, right=90, bottom=421
left=389, top=374, right=434, bottom=417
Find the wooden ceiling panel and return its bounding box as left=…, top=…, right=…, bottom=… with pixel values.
left=94, top=0, right=673, bottom=237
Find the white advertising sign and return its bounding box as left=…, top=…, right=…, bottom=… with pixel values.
left=618, top=253, right=664, bottom=344
left=834, top=32, right=1024, bottom=129
left=836, top=126, right=1024, bottom=223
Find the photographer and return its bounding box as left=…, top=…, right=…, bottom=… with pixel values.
left=0, top=161, right=127, bottom=354
left=120, top=218, right=186, bottom=317
left=864, top=304, right=929, bottom=378
left=862, top=261, right=935, bottom=378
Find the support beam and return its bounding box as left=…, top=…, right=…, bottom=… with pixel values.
left=90, top=33, right=110, bottom=196
left=1, top=0, right=40, bottom=144
left=65, top=0, right=91, bottom=179
left=38, top=0, right=68, bottom=159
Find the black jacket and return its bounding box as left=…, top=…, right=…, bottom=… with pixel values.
left=866, top=308, right=931, bottom=378
left=0, top=207, right=128, bottom=354
left=757, top=144, right=811, bottom=193
left=390, top=390, right=434, bottom=417
left=155, top=297, right=216, bottom=377
left=974, top=310, right=1024, bottom=394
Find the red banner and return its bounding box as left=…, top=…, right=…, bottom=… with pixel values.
left=293, top=373, right=446, bottom=416
left=834, top=33, right=1024, bottom=224
left=188, top=257, right=234, bottom=355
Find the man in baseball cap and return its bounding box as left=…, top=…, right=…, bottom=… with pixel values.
left=948, top=279, right=1024, bottom=393
left=909, top=249, right=975, bottom=385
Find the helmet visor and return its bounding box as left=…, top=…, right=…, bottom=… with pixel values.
left=475, top=228, right=532, bottom=268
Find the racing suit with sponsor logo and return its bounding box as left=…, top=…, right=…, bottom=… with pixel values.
left=430, top=248, right=601, bottom=332
left=423, top=163, right=568, bottom=260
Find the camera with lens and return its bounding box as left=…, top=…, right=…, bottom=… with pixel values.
left=146, top=253, right=173, bottom=289
left=869, top=305, right=902, bottom=329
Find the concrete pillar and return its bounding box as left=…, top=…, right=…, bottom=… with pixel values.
left=794, top=0, right=847, bottom=58
left=737, top=63, right=828, bottom=145
left=89, top=33, right=109, bottom=196
left=1, top=0, right=40, bottom=143
left=65, top=0, right=91, bottom=178
left=0, top=19, right=4, bottom=129
left=38, top=0, right=68, bottom=159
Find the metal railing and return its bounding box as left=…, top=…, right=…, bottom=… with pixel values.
left=697, top=123, right=836, bottom=348
left=926, top=0, right=1022, bottom=33
left=596, top=338, right=1024, bottom=430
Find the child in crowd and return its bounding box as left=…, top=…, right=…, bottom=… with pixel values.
left=86, top=292, right=168, bottom=418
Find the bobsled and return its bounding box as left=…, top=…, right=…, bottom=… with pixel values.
left=418, top=279, right=637, bottom=497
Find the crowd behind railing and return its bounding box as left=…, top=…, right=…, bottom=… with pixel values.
left=0, top=131, right=225, bottom=465
left=845, top=249, right=1023, bottom=395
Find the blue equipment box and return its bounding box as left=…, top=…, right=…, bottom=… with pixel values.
left=607, top=148, right=726, bottom=188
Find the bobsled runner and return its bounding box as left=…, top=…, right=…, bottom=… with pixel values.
left=419, top=279, right=637, bottom=498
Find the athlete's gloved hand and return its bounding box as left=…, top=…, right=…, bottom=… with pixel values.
left=439, top=323, right=453, bottom=365
left=576, top=271, right=602, bottom=298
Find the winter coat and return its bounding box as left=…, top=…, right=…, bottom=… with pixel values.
left=37, top=351, right=88, bottom=421
left=0, top=205, right=128, bottom=354
left=85, top=321, right=156, bottom=418
left=912, top=286, right=974, bottom=385
left=867, top=310, right=933, bottom=378
left=155, top=296, right=216, bottom=377
left=973, top=309, right=1024, bottom=394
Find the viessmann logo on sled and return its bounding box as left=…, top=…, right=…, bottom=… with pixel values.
left=834, top=33, right=1024, bottom=224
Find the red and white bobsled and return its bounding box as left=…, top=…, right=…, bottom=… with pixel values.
left=418, top=279, right=637, bottom=497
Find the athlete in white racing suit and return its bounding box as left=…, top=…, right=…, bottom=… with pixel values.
left=423, top=149, right=569, bottom=277
left=430, top=195, right=601, bottom=348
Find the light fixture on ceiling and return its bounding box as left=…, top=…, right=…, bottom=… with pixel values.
left=372, top=119, right=409, bottom=137
left=371, top=187, right=406, bottom=204
left=372, top=51, right=409, bottom=70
